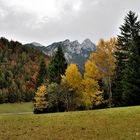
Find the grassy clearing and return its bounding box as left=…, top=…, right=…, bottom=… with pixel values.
left=0, top=106, right=140, bottom=140
left=0, top=102, right=33, bottom=113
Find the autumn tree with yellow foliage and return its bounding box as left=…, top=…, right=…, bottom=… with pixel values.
left=90, top=38, right=117, bottom=107
left=61, top=64, right=83, bottom=110
left=34, top=85, right=48, bottom=113
left=61, top=63, right=103, bottom=110
left=82, top=60, right=103, bottom=109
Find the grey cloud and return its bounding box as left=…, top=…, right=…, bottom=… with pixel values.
left=0, top=1, right=39, bottom=42
left=0, top=0, right=140, bottom=45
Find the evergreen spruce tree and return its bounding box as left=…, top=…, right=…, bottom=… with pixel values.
left=113, top=52, right=125, bottom=106
left=48, top=45, right=67, bottom=84
left=123, top=37, right=140, bottom=105
left=113, top=11, right=140, bottom=106
left=35, top=57, right=47, bottom=90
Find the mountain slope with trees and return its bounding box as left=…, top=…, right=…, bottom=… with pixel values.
left=0, top=37, right=49, bottom=103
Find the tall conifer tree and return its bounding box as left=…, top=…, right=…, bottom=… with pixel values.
left=48, top=45, right=67, bottom=84
left=113, top=11, right=140, bottom=106
left=122, top=33, right=140, bottom=106
left=35, top=57, right=47, bottom=90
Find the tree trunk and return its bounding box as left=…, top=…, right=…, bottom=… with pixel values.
left=108, top=75, right=112, bottom=108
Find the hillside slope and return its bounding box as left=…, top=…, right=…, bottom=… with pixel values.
left=0, top=37, right=49, bottom=103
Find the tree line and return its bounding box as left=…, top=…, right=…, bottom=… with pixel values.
left=34, top=11, right=140, bottom=113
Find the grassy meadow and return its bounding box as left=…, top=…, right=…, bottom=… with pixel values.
left=0, top=105, right=140, bottom=140
left=0, top=102, right=33, bottom=114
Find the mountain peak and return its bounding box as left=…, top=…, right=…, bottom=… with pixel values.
left=31, top=42, right=43, bottom=47
left=71, top=40, right=80, bottom=46
left=63, top=39, right=70, bottom=43
left=82, top=38, right=92, bottom=44
left=81, top=38, right=95, bottom=51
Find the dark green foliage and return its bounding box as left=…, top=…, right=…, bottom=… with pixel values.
left=8, top=93, right=17, bottom=103
left=47, top=83, right=66, bottom=112
left=112, top=53, right=125, bottom=106
left=113, top=11, right=140, bottom=106
left=46, top=82, right=84, bottom=113
left=122, top=39, right=140, bottom=106
left=48, top=45, right=67, bottom=84
left=35, top=57, right=47, bottom=90
left=0, top=37, right=49, bottom=103
left=0, top=90, right=4, bottom=104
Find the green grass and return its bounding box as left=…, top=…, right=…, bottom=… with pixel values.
left=0, top=106, right=140, bottom=140
left=0, top=102, right=33, bottom=113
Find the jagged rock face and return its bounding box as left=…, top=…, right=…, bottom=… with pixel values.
left=25, top=39, right=96, bottom=72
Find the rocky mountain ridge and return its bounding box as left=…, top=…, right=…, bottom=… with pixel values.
left=25, top=39, right=96, bottom=72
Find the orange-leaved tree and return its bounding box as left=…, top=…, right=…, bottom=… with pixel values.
left=34, top=84, right=48, bottom=113
left=90, top=38, right=117, bottom=107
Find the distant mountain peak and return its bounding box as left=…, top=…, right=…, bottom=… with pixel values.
left=31, top=42, right=43, bottom=47
left=64, top=39, right=70, bottom=43
left=81, top=38, right=95, bottom=51
left=82, top=38, right=92, bottom=44
left=44, top=39, right=96, bottom=72
left=71, top=40, right=80, bottom=46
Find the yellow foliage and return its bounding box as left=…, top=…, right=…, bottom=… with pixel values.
left=62, top=63, right=103, bottom=109
left=82, top=60, right=103, bottom=109
left=61, top=64, right=82, bottom=91
left=61, top=64, right=83, bottom=110
left=34, top=85, right=48, bottom=111
left=90, top=37, right=117, bottom=107
left=84, top=60, right=101, bottom=80
left=90, top=37, right=117, bottom=80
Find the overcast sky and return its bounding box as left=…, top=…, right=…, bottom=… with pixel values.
left=0, top=0, right=140, bottom=45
